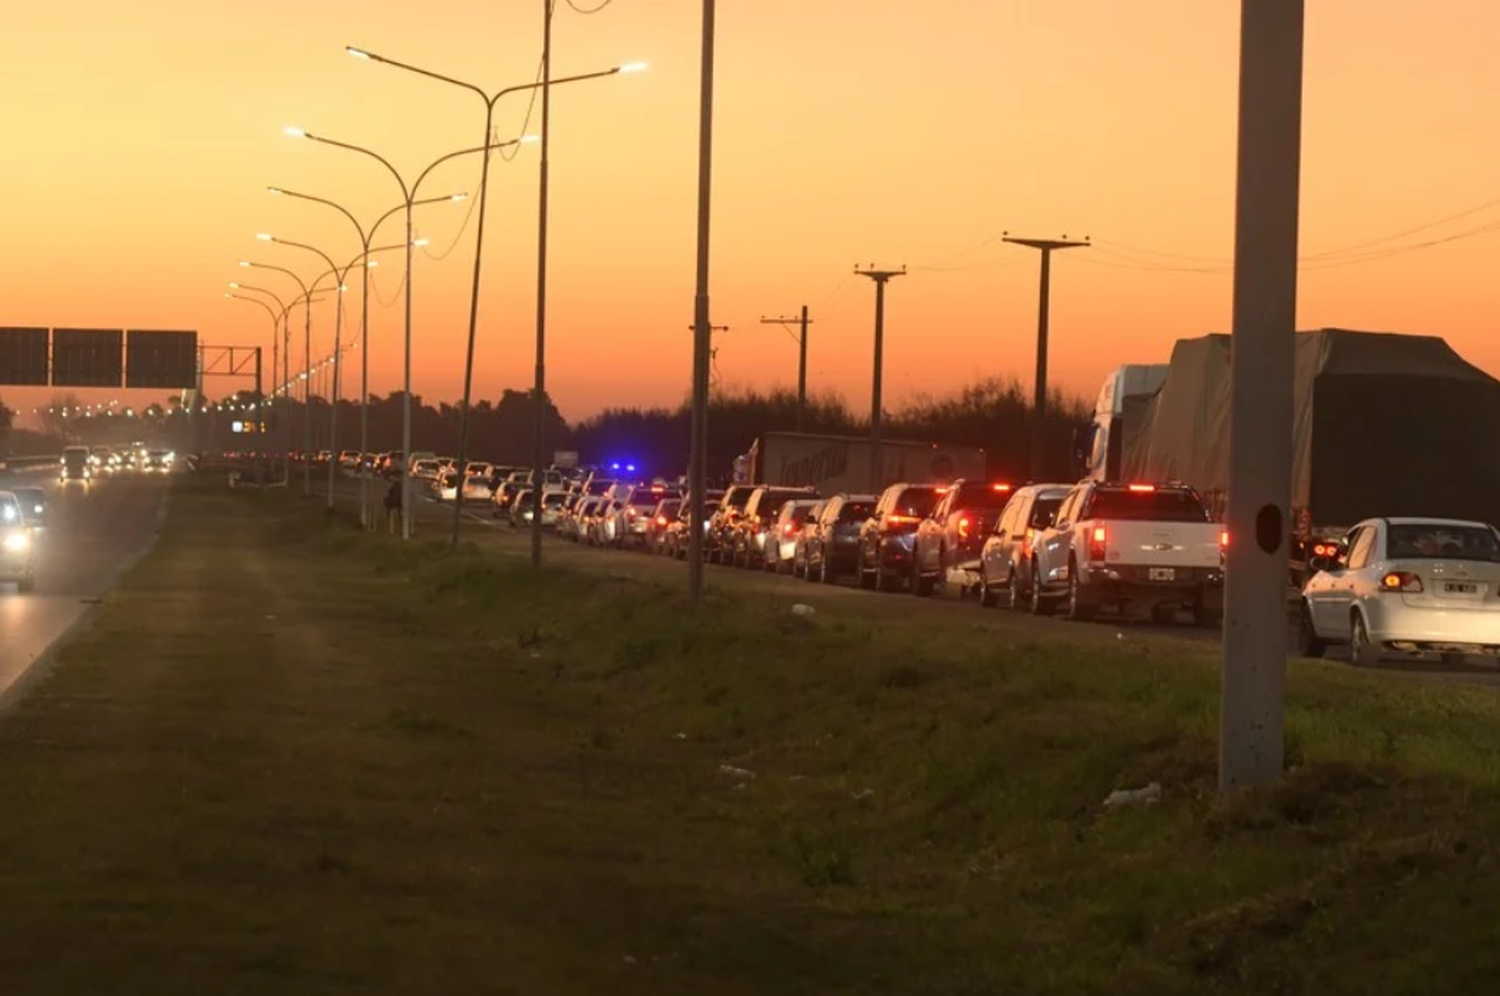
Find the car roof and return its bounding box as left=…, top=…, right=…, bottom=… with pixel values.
left=1381, top=516, right=1496, bottom=530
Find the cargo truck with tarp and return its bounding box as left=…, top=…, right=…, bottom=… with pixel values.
left=740, top=431, right=988, bottom=495
left=1076, top=329, right=1500, bottom=583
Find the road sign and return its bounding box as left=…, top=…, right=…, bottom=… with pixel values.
left=553, top=450, right=578, bottom=469
left=126, top=330, right=198, bottom=389
left=52, top=328, right=124, bottom=387
left=0, top=327, right=49, bottom=386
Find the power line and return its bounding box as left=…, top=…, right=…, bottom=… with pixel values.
left=565, top=0, right=614, bottom=12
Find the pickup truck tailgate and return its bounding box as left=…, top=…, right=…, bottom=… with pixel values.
left=1099, top=521, right=1222, bottom=568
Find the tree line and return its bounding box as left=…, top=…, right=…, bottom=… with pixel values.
left=5, top=378, right=1093, bottom=481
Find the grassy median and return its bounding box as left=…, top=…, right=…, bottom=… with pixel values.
left=3, top=480, right=1500, bottom=994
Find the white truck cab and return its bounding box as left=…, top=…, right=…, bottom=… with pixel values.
left=1030, top=480, right=1225, bottom=626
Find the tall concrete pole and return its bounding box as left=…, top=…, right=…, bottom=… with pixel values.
left=686, top=0, right=717, bottom=609
left=854, top=266, right=904, bottom=492
left=1220, top=0, right=1304, bottom=793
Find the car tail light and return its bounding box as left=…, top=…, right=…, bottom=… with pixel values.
left=656, top=515, right=668, bottom=526
left=887, top=513, right=920, bottom=525
left=627, top=508, right=637, bottom=519
left=1088, top=525, right=1106, bottom=562
left=1219, top=529, right=1228, bottom=564
left=783, top=522, right=797, bottom=536
left=992, top=483, right=1011, bottom=492
left=1128, top=483, right=1155, bottom=492
left=1024, top=527, right=1035, bottom=548
left=957, top=516, right=971, bottom=539
left=1380, top=571, right=1424, bottom=593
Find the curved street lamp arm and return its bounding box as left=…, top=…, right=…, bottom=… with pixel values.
left=226, top=292, right=279, bottom=326
left=268, top=187, right=369, bottom=247
left=489, top=66, right=622, bottom=108
left=239, top=260, right=310, bottom=299
left=228, top=281, right=288, bottom=313
left=303, top=132, right=411, bottom=202
left=411, top=140, right=518, bottom=198
left=369, top=194, right=462, bottom=245
left=346, top=46, right=488, bottom=102
left=268, top=238, right=341, bottom=283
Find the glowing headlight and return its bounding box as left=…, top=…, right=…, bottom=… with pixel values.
left=3, top=532, right=29, bottom=552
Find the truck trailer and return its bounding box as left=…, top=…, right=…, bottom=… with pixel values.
left=1077, top=328, right=1500, bottom=582
left=741, top=431, right=988, bottom=495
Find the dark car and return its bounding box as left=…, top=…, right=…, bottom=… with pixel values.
left=707, top=485, right=758, bottom=564
left=912, top=479, right=1019, bottom=597
left=856, top=483, right=942, bottom=592
left=802, top=493, right=877, bottom=584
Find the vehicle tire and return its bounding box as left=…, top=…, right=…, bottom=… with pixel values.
left=1029, top=560, right=1054, bottom=616
left=1441, top=651, right=1467, bottom=666
left=1350, top=612, right=1379, bottom=668
left=913, top=561, right=934, bottom=597
left=978, top=569, right=996, bottom=608
left=1192, top=605, right=1223, bottom=629
left=1064, top=559, right=1095, bottom=622
left=1150, top=605, right=1177, bottom=626
left=1295, top=603, right=1326, bottom=659
left=821, top=557, right=836, bottom=585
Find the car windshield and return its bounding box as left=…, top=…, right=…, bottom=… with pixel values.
left=950, top=482, right=1014, bottom=510
left=838, top=501, right=875, bottom=524
left=756, top=489, right=816, bottom=515
left=1386, top=523, right=1500, bottom=562
left=1087, top=487, right=1209, bottom=522
left=543, top=493, right=566, bottom=508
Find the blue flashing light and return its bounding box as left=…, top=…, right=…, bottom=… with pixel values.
left=626, top=463, right=637, bottom=473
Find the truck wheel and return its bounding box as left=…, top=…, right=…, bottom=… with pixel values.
left=978, top=569, right=996, bottom=608
left=821, top=557, right=837, bottom=585
left=1064, top=560, right=1095, bottom=621
left=1150, top=605, right=1177, bottom=625
left=1192, top=605, right=1223, bottom=629
left=1295, top=603, right=1325, bottom=658
left=913, top=562, right=934, bottom=598
left=858, top=560, right=876, bottom=590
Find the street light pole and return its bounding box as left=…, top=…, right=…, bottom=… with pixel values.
left=286, top=122, right=534, bottom=540
left=341, top=44, right=646, bottom=551
left=238, top=259, right=313, bottom=493
left=530, top=0, right=556, bottom=569
left=1220, top=0, right=1304, bottom=793
left=1002, top=234, right=1089, bottom=480
left=267, top=188, right=466, bottom=527
left=853, top=266, right=905, bottom=493
left=687, top=0, right=717, bottom=609
left=224, top=291, right=277, bottom=484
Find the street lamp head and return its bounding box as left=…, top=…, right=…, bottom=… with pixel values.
left=450, top=193, right=469, bottom=201
left=345, top=46, right=375, bottom=61
left=412, top=238, right=430, bottom=247
left=267, top=186, right=284, bottom=195
left=255, top=233, right=274, bottom=242
left=519, top=134, right=540, bottom=144
left=617, top=61, right=649, bottom=74
left=237, top=260, right=252, bottom=267
left=282, top=126, right=307, bottom=139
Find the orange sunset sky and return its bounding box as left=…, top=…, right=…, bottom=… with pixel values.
left=2, top=0, right=1498, bottom=428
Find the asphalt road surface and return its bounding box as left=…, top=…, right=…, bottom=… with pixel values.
left=0, top=469, right=169, bottom=700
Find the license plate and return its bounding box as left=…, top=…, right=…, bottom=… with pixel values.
left=1445, top=582, right=1478, bottom=594
left=1149, top=567, right=1176, bottom=582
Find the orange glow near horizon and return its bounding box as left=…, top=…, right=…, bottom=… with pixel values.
left=2, top=1, right=1498, bottom=430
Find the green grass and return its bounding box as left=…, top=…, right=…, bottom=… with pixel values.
left=3, top=480, right=1500, bottom=994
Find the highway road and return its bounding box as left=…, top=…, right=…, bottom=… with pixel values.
left=0, top=469, right=169, bottom=702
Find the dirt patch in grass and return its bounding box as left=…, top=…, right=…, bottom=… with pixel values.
left=3, top=480, right=1500, bottom=994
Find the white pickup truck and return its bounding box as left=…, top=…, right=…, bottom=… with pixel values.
left=1030, top=481, right=1225, bottom=626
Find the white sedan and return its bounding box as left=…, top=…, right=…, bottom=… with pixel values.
left=1298, top=516, right=1500, bottom=665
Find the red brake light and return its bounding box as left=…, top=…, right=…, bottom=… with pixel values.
left=1220, top=530, right=1229, bottom=548
left=1380, top=571, right=1424, bottom=593
left=627, top=508, right=637, bottom=519
left=656, top=515, right=667, bottom=526
left=992, top=483, right=1011, bottom=491
left=887, top=513, right=920, bottom=525
left=1127, top=483, right=1155, bottom=492
left=783, top=522, right=797, bottom=535
left=1024, top=527, right=1036, bottom=547
left=934, top=487, right=949, bottom=494
left=958, top=516, right=971, bottom=539
left=1088, top=525, right=1107, bottom=562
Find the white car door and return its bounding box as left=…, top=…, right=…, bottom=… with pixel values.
left=1037, top=490, right=1082, bottom=587
left=1320, top=524, right=1378, bottom=637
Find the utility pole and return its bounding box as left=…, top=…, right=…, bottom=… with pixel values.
left=759, top=305, right=812, bottom=432
left=1002, top=233, right=1089, bottom=480
left=854, top=266, right=905, bottom=493
left=1220, top=0, right=1304, bottom=793
left=686, top=0, right=717, bottom=610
